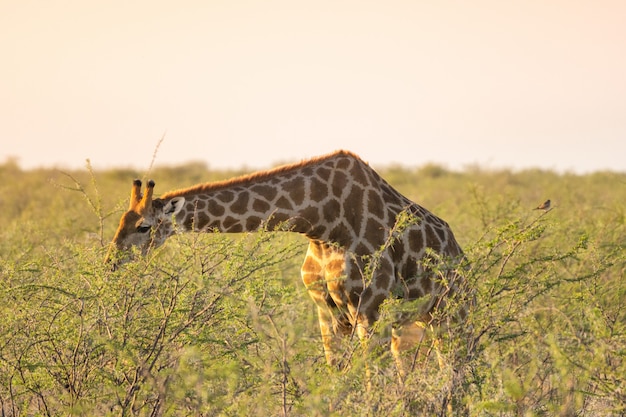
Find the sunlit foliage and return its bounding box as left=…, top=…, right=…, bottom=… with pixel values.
left=0, top=160, right=624, bottom=416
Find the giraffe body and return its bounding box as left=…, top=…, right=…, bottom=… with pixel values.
left=107, top=150, right=466, bottom=369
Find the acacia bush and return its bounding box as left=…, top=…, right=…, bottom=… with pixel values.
left=0, top=161, right=624, bottom=416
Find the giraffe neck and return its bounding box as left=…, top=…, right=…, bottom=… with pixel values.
left=168, top=183, right=319, bottom=237
left=163, top=166, right=331, bottom=239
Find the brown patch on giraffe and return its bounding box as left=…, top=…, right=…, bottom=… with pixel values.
left=370, top=292, right=388, bottom=312
left=446, top=239, right=463, bottom=257
left=252, top=198, right=271, bottom=213
left=382, top=185, right=399, bottom=202
left=182, top=214, right=194, bottom=230
left=300, top=206, right=320, bottom=226
left=401, top=263, right=418, bottom=290
left=217, top=190, right=235, bottom=203
left=231, top=192, right=250, bottom=215
left=408, top=285, right=425, bottom=300
left=331, top=171, right=348, bottom=197
left=434, top=224, right=448, bottom=244
left=351, top=161, right=370, bottom=187
left=354, top=242, right=371, bottom=256
left=420, top=273, right=433, bottom=294
left=250, top=184, right=278, bottom=201
left=275, top=196, right=294, bottom=210
left=283, top=177, right=305, bottom=206
left=308, top=225, right=327, bottom=239
left=207, top=199, right=226, bottom=217
left=360, top=286, right=373, bottom=300
left=196, top=212, right=211, bottom=229
left=310, top=177, right=328, bottom=203
left=329, top=223, right=351, bottom=246
left=206, top=219, right=222, bottom=231
left=370, top=257, right=394, bottom=291
left=336, top=156, right=352, bottom=170
left=346, top=284, right=363, bottom=308
left=345, top=184, right=365, bottom=232
left=222, top=216, right=238, bottom=230
left=424, top=213, right=437, bottom=226
left=194, top=200, right=207, bottom=211
left=365, top=218, right=386, bottom=244
left=366, top=189, right=385, bottom=220
left=322, top=200, right=341, bottom=223
left=424, top=224, right=442, bottom=251
left=316, top=166, right=331, bottom=181
left=266, top=211, right=291, bottom=229
left=366, top=169, right=381, bottom=187
left=380, top=256, right=394, bottom=275
left=375, top=274, right=391, bottom=293
left=246, top=216, right=263, bottom=230
left=409, top=229, right=426, bottom=253
left=391, top=239, right=405, bottom=261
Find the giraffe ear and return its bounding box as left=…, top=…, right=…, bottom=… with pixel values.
left=163, top=197, right=185, bottom=216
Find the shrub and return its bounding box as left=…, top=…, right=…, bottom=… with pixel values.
left=0, top=163, right=623, bottom=416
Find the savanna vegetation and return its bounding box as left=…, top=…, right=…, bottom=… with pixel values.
left=0, top=156, right=624, bottom=416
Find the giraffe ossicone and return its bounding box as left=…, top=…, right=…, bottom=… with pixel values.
left=106, top=150, right=468, bottom=371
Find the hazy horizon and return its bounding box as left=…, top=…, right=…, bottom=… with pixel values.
left=2, top=145, right=624, bottom=175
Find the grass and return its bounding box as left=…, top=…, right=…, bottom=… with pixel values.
left=0, top=159, right=624, bottom=416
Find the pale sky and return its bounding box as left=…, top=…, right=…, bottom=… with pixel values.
left=2, top=0, right=625, bottom=173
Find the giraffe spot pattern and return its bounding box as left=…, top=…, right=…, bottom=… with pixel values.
left=310, top=176, right=328, bottom=203
left=284, top=177, right=305, bottom=206
left=194, top=200, right=207, bottom=211
left=231, top=192, right=250, bottom=215
left=222, top=216, right=238, bottom=230
left=246, top=216, right=263, bottom=230
left=208, top=199, right=226, bottom=217
left=217, top=190, right=235, bottom=203
left=316, top=166, right=331, bottom=181
left=331, top=171, right=348, bottom=198
left=250, top=185, right=277, bottom=201
left=322, top=200, right=341, bottom=223
left=345, top=184, right=365, bottom=234
left=275, top=196, right=294, bottom=210
left=329, top=223, right=351, bottom=246
left=252, top=198, right=271, bottom=213
left=366, top=189, right=385, bottom=220
left=365, top=218, right=386, bottom=245
left=194, top=211, right=210, bottom=229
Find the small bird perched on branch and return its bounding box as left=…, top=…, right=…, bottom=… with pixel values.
left=534, top=199, right=551, bottom=211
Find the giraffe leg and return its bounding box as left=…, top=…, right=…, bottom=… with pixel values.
left=390, top=320, right=431, bottom=381
left=315, top=306, right=344, bottom=367
left=302, top=242, right=343, bottom=367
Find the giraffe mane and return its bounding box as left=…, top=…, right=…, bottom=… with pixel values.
left=159, top=150, right=364, bottom=199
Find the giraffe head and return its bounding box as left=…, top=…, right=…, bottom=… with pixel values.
left=105, top=179, right=185, bottom=269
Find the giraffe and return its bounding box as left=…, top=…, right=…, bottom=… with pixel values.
left=106, top=150, right=468, bottom=373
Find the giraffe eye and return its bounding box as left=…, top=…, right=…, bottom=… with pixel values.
left=137, top=225, right=151, bottom=234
